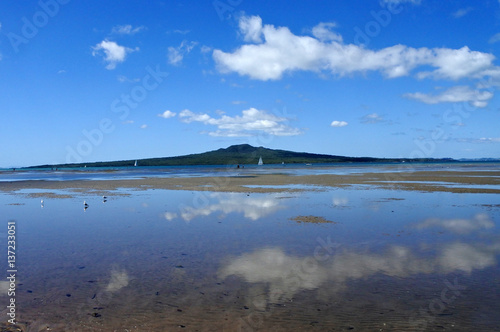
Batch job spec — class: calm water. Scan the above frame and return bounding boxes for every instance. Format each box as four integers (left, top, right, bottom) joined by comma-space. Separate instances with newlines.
2, 161, 500, 182
0, 168, 499, 330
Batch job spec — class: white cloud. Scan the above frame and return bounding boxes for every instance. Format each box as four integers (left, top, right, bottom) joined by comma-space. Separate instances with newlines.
361, 113, 384, 124
158, 110, 177, 119
312, 22, 342, 42
92, 40, 138, 70
239, 15, 263, 43
105, 268, 129, 292
213, 16, 497, 82
415, 213, 494, 234
404, 86, 494, 108
330, 120, 348, 127
167, 40, 197, 66
111, 24, 145, 35
140, 124, 147, 129
179, 107, 302, 137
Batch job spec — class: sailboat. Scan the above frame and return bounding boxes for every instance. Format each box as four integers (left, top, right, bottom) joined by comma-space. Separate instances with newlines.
134, 160, 138, 167
258, 156, 263, 166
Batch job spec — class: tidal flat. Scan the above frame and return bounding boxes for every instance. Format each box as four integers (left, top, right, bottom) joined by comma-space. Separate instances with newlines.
0, 164, 499, 331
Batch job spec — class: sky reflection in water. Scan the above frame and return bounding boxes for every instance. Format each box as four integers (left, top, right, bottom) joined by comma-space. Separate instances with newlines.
0, 184, 499, 330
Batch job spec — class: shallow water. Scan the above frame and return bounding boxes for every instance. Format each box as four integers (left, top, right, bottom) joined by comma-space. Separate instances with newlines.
0, 180, 499, 331
1, 161, 499, 182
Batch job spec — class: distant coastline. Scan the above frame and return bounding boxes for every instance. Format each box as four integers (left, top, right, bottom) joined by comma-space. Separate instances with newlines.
21, 144, 467, 170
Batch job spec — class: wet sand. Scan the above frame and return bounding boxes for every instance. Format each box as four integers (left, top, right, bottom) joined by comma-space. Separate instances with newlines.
1, 169, 499, 195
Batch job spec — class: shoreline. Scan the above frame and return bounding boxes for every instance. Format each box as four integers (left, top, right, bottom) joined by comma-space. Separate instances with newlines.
1, 170, 499, 196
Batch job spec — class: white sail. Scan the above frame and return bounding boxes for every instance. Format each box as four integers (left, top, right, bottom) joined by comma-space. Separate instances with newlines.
134, 160, 138, 167
258, 156, 263, 165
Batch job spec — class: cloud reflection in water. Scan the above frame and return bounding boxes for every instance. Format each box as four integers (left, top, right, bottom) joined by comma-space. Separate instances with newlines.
415, 213, 494, 234
166, 193, 285, 222
219, 240, 500, 304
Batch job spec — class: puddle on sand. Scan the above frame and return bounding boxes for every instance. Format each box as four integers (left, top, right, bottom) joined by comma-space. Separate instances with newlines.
0, 187, 499, 331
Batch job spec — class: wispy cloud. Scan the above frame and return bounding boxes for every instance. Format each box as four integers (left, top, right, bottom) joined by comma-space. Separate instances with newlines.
111, 24, 145, 35
158, 110, 177, 119
455, 137, 500, 144
489, 33, 500, 44
404, 86, 493, 108
167, 40, 197, 66
311, 22, 343, 42
178, 107, 302, 137
117, 75, 140, 83
330, 120, 348, 127
213, 15, 496, 81
92, 40, 138, 70
452, 7, 473, 18
360, 113, 384, 124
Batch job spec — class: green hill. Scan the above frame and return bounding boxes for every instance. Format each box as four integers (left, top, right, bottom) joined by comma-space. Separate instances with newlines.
27, 144, 454, 168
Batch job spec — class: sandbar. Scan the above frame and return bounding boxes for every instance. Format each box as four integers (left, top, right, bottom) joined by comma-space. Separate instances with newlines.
1, 169, 499, 196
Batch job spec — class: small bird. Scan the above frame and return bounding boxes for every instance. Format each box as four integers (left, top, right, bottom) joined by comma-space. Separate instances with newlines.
41, 199, 44, 208
84, 200, 89, 211
102, 196, 107, 203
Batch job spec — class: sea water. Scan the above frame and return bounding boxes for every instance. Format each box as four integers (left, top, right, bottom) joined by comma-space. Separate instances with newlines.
0, 165, 499, 330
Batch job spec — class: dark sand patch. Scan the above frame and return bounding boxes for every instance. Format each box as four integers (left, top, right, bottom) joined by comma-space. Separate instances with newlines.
290, 215, 338, 224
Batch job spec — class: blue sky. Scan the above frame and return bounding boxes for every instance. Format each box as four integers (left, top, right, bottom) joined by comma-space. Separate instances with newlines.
1, 0, 500, 167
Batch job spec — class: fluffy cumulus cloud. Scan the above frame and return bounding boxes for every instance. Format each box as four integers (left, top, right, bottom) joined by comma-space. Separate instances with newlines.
178, 107, 302, 137
167, 40, 197, 66
330, 120, 348, 127
158, 110, 177, 119
92, 40, 138, 70
213, 16, 497, 82
404, 86, 494, 108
